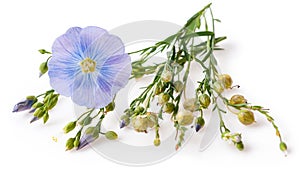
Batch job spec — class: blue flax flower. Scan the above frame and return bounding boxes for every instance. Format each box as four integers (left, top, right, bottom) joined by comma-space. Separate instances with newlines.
48, 26, 131, 108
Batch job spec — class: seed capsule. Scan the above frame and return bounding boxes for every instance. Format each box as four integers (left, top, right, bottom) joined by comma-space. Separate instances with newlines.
173, 80, 184, 93
153, 138, 161, 146
238, 109, 255, 125
161, 70, 173, 82
158, 93, 170, 105
163, 103, 175, 114
229, 95, 247, 105
199, 94, 211, 109
219, 74, 233, 89
183, 98, 197, 112
176, 110, 194, 126
236, 141, 244, 151
213, 81, 224, 94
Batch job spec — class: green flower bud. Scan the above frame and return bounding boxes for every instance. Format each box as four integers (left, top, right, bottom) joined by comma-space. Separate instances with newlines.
32, 102, 43, 109
218, 74, 233, 89
47, 95, 59, 110
26, 96, 37, 101
236, 141, 244, 151
65, 138, 75, 151
63, 121, 77, 134
163, 103, 175, 114
73, 137, 80, 148
199, 94, 211, 109
134, 106, 145, 114
176, 110, 194, 126
38, 49, 51, 54
83, 116, 93, 126
33, 108, 45, 118
173, 80, 184, 93
238, 109, 255, 125
183, 98, 197, 112
213, 81, 224, 94
158, 93, 170, 105
105, 102, 115, 112
43, 112, 49, 124
161, 70, 172, 83
229, 95, 247, 105
39, 62, 48, 75
279, 142, 287, 152
153, 138, 161, 146
105, 131, 118, 140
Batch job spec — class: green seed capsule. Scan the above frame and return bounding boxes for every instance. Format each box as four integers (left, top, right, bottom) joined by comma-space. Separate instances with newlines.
153, 138, 161, 146
158, 93, 170, 105
163, 103, 175, 114
238, 109, 255, 125
236, 141, 244, 151
279, 142, 287, 152
229, 95, 247, 105
199, 94, 211, 109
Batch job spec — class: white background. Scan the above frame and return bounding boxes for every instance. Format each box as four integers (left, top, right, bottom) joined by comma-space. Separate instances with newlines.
1, 0, 299, 183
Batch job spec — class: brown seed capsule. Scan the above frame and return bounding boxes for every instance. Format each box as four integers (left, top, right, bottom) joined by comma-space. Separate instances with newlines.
199, 94, 211, 109
219, 74, 233, 89
229, 95, 247, 105
238, 109, 255, 125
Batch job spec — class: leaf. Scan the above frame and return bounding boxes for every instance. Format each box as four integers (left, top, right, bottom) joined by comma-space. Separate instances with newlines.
182, 31, 214, 40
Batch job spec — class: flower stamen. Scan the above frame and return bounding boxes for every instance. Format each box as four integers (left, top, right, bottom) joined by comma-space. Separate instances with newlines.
80, 58, 96, 73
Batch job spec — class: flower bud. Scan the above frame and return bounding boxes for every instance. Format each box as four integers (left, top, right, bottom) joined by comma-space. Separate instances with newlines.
236, 141, 244, 151
32, 102, 43, 109
218, 74, 233, 89
154, 138, 161, 146
105, 131, 118, 140
279, 142, 287, 152
134, 106, 145, 114
39, 62, 48, 76
73, 137, 80, 148
229, 95, 247, 105
195, 117, 205, 132
213, 81, 224, 94
161, 70, 172, 83
163, 103, 175, 114
33, 108, 45, 118
158, 93, 170, 105
120, 115, 130, 128
183, 98, 197, 112
199, 94, 211, 109
173, 80, 184, 93
83, 116, 93, 126
38, 49, 51, 54
238, 109, 255, 125
176, 110, 194, 126
105, 102, 115, 112
63, 121, 77, 134
65, 138, 75, 151
43, 112, 49, 124
47, 95, 58, 110
26, 96, 37, 101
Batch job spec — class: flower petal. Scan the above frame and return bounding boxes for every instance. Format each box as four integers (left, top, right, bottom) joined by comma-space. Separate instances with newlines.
79, 26, 108, 53
99, 54, 131, 94
70, 73, 113, 108
84, 34, 125, 65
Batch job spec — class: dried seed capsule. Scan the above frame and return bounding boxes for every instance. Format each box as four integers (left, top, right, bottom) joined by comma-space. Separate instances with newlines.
173, 80, 184, 93
183, 98, 197, 112
219, 74, 233, 89
199, 94, 211, 109
229, 95, 247, 105
161, 70, 173, 82
176, 110, 194, 126
238, 109, 255, 125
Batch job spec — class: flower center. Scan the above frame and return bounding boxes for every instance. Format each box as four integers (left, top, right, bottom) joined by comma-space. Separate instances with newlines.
80, 58, 96, 73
